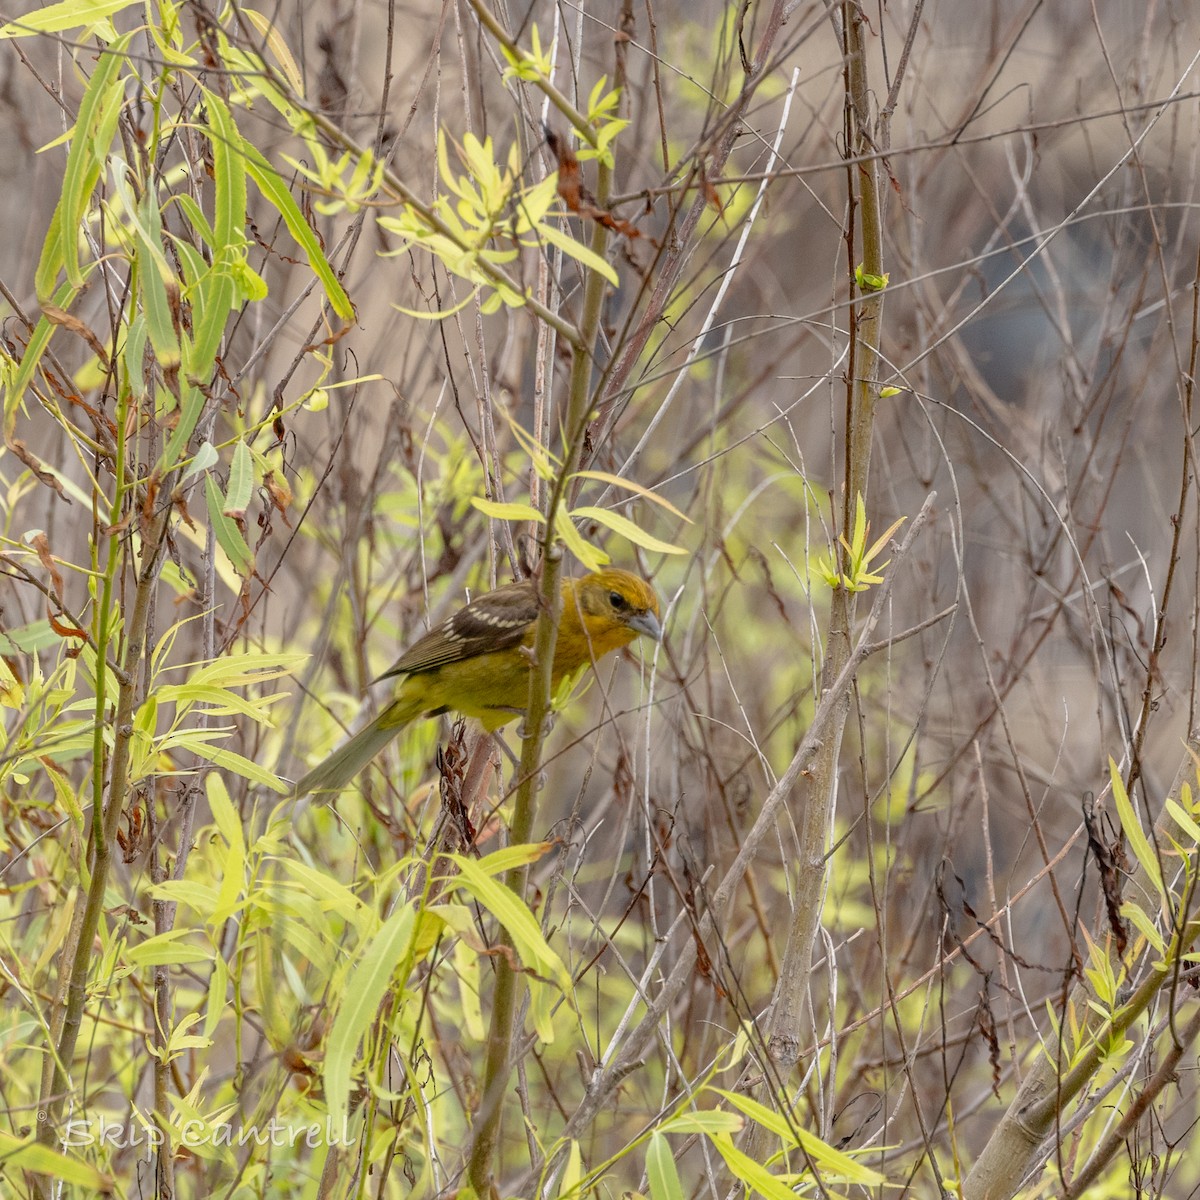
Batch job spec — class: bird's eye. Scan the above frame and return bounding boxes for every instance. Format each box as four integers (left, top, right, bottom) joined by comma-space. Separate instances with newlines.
609, 590, 627, 610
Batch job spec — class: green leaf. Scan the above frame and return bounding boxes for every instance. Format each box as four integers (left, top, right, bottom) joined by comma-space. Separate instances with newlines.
281, 860, 372, 929
1165, 795, 1200, 844
708, 1135, 796, 1200
473, 843, 554, 876
1120, 900, 1165, 954
204, 473, 254, 577
146, 880, 219, 915
202, 94, 246, 252
324, 904, 416, 1125
470, 497, 545, 523
135, 193, 183, 368
181, 441, 219, 482
570, 506, 685, 555
570, 470, 691, 521
450, 853, 569, 992
557, 1139, 583, 1200
154, 683, 283, 719
35, 34, 131, 294
181, 651, 306, 687
224, 439, 254, 517
0, 1131, 110, 1189
125, 929, 213, 966
659, 1111, 744, 1135
206, 771, 246, 855
646, 1133, 685, 1200
159, 383, 206, 473
854, 263, 889, 291
3, 288, 71, 439
181, 743, 288, 792
535, 219, 618, 285
1109, 758, 1164, 899
240, 8, 305, 95
239, 136, 354, 320
711, 1089, 886, 1184
32, 205, 67, 308
553, 509, 608, 571
0, 0, 136, 36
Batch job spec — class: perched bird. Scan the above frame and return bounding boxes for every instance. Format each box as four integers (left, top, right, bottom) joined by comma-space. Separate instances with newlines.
293, 567, 661, 799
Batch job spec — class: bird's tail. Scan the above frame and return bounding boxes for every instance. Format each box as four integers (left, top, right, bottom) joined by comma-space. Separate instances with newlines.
291, 704, 411, 801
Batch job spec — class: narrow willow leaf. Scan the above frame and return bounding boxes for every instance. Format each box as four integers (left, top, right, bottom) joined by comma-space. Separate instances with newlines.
470, 497, 545, 523
224, 439, 253, 517
659, 1111, 743, 1135
0, 1131, 110, 1189
708, 1135, 799, 1200
185, 744, 288, 792
33, 198, 67, 303
557, 1140, 583, 1200
570, 506, 685, 555
203, 952, 228, 1039
181, 441, 219, 482
712, 1088, 886, 1184
1109, 758, 1164, 899
554, 509, 608, 571
240, 8, 305, 94
239, 135, 353, 319
324, 904, 415, 1125
146, 880, 219, 914
1120, 900, 1165, 954
0, 0, 135, 36
453, 940, 484, 1040
206, 772, 246, 855
1165, 797, 1200, 844
536, 219, 618, 285
137, 242, 182, 369
204, 474, 254, 576
202, 93, 246, 252
180, 651, 306, 687
571, 470, 691, 521
392, 290, 479, 320
36, 33, 131, 293
125, 929, 212, 966
281, 860, 373, 929
450, 853, 569, 991
473, 843, 554, 876
2, 284, 73, 438
154, 683, 282, 719
646, 1133, 686, 1200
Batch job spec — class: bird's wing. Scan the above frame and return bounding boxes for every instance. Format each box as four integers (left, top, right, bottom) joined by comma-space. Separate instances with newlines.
377, 580, 542, 678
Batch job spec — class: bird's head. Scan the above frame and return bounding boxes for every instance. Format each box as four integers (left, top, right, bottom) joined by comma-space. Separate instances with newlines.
571, 568, 662, 646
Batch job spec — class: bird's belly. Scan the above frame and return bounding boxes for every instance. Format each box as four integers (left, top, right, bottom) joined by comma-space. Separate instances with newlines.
405, 651, 532, 730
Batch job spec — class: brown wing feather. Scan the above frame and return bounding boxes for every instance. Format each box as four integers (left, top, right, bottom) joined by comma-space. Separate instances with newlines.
376, 580, 541, 679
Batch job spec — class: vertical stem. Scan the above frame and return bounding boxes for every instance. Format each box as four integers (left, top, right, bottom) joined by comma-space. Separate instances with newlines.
466, 157, 612, 1194
743, 0, 888, 1157
38, 503, 170, 1152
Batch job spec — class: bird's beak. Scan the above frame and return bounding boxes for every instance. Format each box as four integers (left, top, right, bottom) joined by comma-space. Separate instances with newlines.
628, 611, 662, 642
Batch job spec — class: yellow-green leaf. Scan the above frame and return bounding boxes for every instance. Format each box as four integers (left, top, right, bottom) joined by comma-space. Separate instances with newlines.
570, 506, 685, 555
324, 904, 416, 1125
470, 497, 545, 523
0, 1131, 110, 1189
0, 0, 135, 37
712, 1089, 886, 1184
571, 470, 691, 521
646, 1132, 685, 1200
450, 853, 569, 991
1109, 758, 1163, 899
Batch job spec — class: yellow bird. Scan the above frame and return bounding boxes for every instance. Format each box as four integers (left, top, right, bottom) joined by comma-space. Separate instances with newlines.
293, 568, 661, 799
